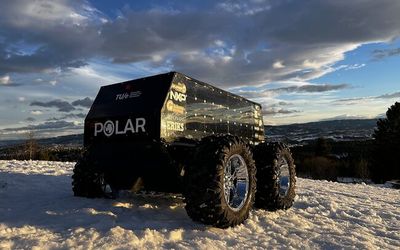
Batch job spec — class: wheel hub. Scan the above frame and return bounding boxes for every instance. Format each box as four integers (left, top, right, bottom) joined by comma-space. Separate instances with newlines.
277, 156, 290, 196
223, 154, 249, 211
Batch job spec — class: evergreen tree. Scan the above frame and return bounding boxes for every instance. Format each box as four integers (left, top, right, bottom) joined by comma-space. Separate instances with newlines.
315, 137, 331, 156
371, 102, 400, 182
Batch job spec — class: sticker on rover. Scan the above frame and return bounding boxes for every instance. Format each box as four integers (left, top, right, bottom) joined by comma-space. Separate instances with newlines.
165, 120, 184, 131
169, 90, 187, 102
171, 82, 187, 93
166, 100, 185, 114
94, 118, 146, 137
115, 91, 142, 101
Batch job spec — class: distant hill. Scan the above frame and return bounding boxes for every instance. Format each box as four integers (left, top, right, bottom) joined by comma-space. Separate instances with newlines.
0, 119, 378, 148
265, 119, 377, 143
0, 134, 83, 148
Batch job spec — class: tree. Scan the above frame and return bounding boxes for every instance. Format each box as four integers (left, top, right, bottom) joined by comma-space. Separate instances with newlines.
25, 131, 38, 160
354, 158, 370, 180
371, 102, 400, 182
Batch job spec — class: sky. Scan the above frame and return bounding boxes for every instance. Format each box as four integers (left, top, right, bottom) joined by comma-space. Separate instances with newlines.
0, 0, 400, 140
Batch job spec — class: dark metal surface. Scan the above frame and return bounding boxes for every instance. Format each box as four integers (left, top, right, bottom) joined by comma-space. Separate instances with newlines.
84, 72, 174, 146
83, 72, 264, 192
161, 73, 265, 144
85, 71, 264, 147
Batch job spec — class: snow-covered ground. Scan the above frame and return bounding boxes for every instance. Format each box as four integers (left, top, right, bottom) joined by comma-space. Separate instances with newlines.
0, 160, 399, 249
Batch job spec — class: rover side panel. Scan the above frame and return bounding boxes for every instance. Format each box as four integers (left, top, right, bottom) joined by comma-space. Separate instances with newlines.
160, 73, 265, 144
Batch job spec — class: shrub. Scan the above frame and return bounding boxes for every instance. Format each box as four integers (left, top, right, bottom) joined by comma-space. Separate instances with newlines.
302, 156, 339, 181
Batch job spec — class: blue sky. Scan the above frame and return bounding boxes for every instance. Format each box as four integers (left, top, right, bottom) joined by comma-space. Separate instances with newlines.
0, 0, 400, 139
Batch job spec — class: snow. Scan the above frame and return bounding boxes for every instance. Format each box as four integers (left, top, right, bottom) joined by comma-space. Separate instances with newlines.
1, 160, 399, 249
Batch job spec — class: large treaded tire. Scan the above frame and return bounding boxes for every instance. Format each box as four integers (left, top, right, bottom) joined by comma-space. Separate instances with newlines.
253, 142, 296, 211
72, 149, 106, 198
183, 135, 256, 228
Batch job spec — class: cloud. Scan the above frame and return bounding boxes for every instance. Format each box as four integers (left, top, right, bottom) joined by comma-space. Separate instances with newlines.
319, 114, 374, 121
0, 75, 21, 87
217, 1, 272, 16
29, 97, 93, 115
0, 120, 83, 140
25, 117, 36, 122
344, 64, 366, 70
66, 113, 86, 119
262, 108, 300, 116
293, 84, 349, 93
96, 0, 400, 86
71, 97, 93, 108
30, 99, 75, 112
30, 110, 43, 115
0, 75, 10, 84
272, 61, 285, 69
0, 121, 82, 136
377, 92, 400, 99
47, 113, 86, 121
0, 0, 104, 75
276, 101, 291, 106
372, 48, 400, 60
335, 91, 400, 105
1, 0, 400, 87
238, 83, 350, 99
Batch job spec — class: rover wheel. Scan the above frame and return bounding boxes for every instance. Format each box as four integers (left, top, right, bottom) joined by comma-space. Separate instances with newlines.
253, 142, 296, 210
183, 135, 256, 228
72, 150, 108, 198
